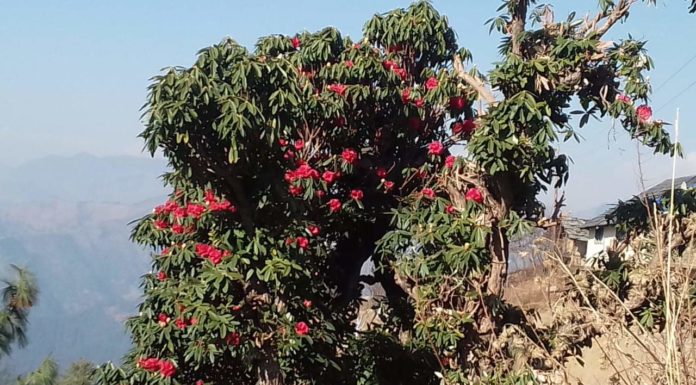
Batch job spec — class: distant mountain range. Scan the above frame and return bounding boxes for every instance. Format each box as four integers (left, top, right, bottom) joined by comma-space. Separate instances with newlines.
0, 154, 167, 374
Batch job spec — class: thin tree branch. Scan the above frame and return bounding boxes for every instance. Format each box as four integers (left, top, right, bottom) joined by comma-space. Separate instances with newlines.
581, 0, 637, 38
453, 55, 497, 106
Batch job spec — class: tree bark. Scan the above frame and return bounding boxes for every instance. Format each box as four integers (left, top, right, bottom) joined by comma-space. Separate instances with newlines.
257, 345, 284, 385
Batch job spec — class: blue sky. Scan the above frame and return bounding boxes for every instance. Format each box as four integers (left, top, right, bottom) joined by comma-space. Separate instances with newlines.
1, 0, 695, 215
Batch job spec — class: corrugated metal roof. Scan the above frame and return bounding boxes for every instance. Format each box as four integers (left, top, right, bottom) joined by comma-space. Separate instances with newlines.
577, 175, 696, 228
561, 216, 590, 240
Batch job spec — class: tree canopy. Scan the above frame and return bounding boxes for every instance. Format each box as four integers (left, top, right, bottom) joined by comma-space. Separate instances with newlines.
97, 1, 677, 384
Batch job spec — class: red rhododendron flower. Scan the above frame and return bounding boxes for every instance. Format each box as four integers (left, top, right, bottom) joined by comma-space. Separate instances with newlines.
291, 37, 301, 49
315, 190, 326, 199
375, 167, 388, 178
428, 141, 444, 156
289, 185, 303, 197
415, 98, 425, 108
157, 271, 167, 281
350, 189, 364, 201
465, 187, 484, 204
159, 360, 176, 378
393, 68, 408, 80
446, 205, 457, 214
138, 358, 161, 372
637, 105, 653, 122
295, 321, 310, 336
345, 60, 354, 68
616, 94, 632, 104
171, 224, 185, 234
285, 237, 295, 246
303, 299, 312, 308
308, 225, 320, 236
196, 381, 205, 385
296, 236, 309, 250
173, 206, 188, 220
154, 219, 169, 230
383, 60, 398, 71
322, 170, 339, 184
284, 150, 295, 160
186, 203, 206, 219
158, 313, 170, 327
445, 155, 456, 168
425, 76, 439, 91
294, 164, 319, 180
328, 84, 348, 96
278, 138, 288, 147
189, 317, 198, 326
449, 96, 467, 112
421, 188, 436, 199
334, 116, 346, 127
384, 180, 395, 191
294, 140, 305, 151
341, 148, 359, 165
328, 199, 342, 213
210, 199, 233, 212
401, 88, 411, 103
453, 119, 477, 135
175, 318, 187, 330
161, 247, 171, 256
226, 332, 241, 346
231, 305, 242, 311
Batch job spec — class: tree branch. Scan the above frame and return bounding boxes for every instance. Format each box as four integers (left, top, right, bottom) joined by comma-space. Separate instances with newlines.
453, 55, 497, 106
509, 0, 529, 56
580, 0, 637, 38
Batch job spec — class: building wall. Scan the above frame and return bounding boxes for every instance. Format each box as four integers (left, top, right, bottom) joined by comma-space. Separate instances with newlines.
585, 225, 616, 258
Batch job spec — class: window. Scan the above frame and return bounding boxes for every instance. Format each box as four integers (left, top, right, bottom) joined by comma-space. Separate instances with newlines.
594, 226, 604, 241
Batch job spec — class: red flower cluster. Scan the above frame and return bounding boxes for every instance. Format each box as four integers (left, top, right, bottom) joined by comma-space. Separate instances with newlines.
376, 167, 388, 178
636, 105, 653, 123
452, 119, 477, 136
153, 200, 179, 215
185, 203, 206, 219
138, 357, 176, 377
465, 188, 483, 204
425, 76, 439, 91
295, 321, 310, 335
158, 313, 171, 327
328, 199, 342, 213
428, 141, 444, 156
328, 84, 348, 96
382, 60, 408, 80
157, 271, 167, 281
401, 88, 411, 104
307, 225, 320, 236
296, 236, 309, 250
226, 331, 241, 346
383, 180, 395, 192
285, 164, 320, 183
345, 60, 354, 68
616, 94, 632, 104
291, 37, 301, 49
303, 299, 313, 308
154, 219, 169, 230
446, 205, 457, 214
449, 96, 467, 113
322, 170, 339, 184
421, 188, 436, 199
195, 243, 230, 265
445, 155, 456, 168
341, 148, 359, 165
350, 189, 364, 201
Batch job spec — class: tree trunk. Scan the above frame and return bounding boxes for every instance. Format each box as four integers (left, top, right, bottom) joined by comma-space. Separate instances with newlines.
257, 345, 284, 385
487, 224, 509, 299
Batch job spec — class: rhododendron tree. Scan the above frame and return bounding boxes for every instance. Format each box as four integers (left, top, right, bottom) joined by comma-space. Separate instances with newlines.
98, 1, 678, 384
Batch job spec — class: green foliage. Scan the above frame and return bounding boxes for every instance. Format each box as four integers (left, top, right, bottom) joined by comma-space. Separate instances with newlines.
57, 360, 95, 385
17, 358, 58, 385
0, 265, 38, 359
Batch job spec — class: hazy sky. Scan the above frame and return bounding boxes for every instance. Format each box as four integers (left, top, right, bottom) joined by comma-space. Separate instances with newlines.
1, 1, 695, 215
